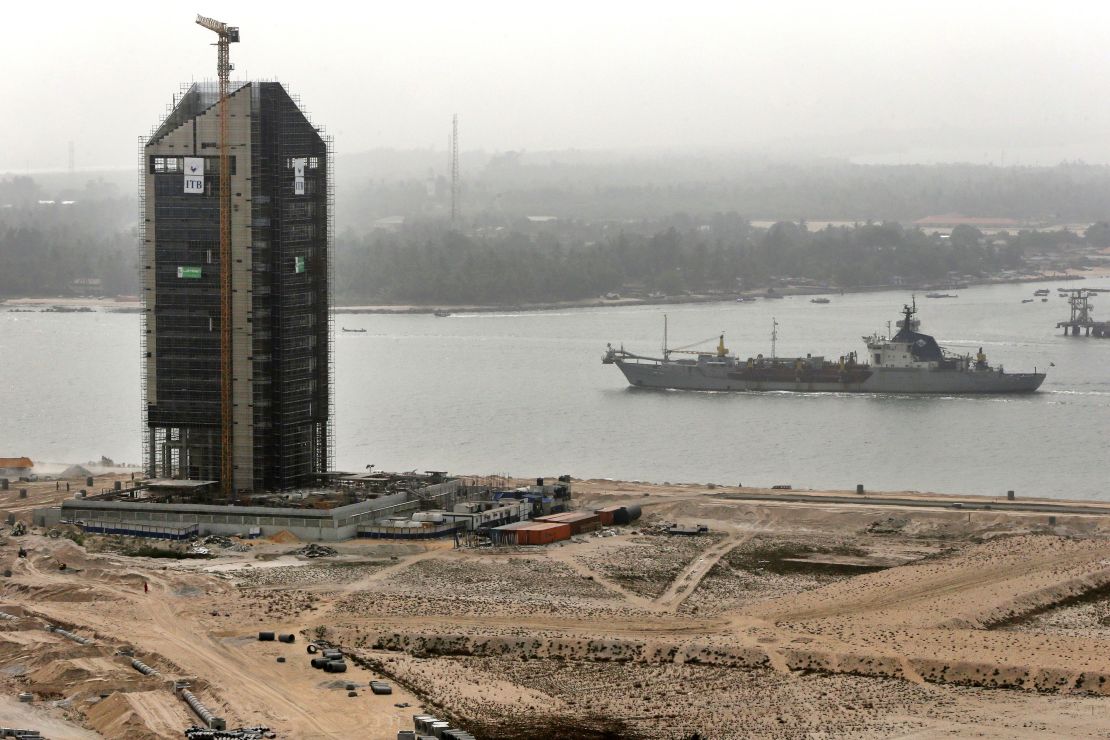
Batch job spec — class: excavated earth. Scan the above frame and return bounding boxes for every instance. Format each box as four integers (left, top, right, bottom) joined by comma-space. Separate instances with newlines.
2, 475, 1110, 738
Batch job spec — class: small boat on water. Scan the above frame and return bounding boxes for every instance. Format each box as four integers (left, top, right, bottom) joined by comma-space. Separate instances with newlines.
1022, 299, 1034, 303
810, 298, 831, 304
341, 327, 366, 333
925, 292, 957, 298
1034, 289, 1050, 296
433, 310, 451, 318
735, 296, 757, 303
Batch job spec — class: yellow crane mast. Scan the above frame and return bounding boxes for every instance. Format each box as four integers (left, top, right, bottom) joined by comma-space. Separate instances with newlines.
195, 15, 239, 498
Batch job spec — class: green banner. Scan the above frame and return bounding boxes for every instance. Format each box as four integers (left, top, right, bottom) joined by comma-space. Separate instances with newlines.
295, 256, 306, 274
177, 266, 202, 279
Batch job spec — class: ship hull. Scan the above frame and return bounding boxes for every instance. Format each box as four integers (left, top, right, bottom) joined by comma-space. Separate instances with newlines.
614, 360, 1045, 394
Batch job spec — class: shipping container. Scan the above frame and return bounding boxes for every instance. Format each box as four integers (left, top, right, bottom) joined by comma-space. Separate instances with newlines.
594, 504, 642, 525
534, 511, 601, 534
516, 522, 572, 546
595, 506, 619, 526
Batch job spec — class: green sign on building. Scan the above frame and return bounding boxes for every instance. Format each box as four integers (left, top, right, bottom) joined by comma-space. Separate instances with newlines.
295, 256, 306, 274
177, 266, 202, 279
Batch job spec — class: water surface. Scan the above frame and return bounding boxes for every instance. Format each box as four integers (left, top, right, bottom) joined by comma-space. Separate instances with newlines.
1, 279, 1107, 499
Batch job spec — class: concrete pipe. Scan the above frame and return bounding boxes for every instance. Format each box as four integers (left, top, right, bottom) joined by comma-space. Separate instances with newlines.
180, 687, 226, 731
130, 658, 160, 677
278, 633, 295, 643
258, 631, 275, 641
48, 625, 94, 645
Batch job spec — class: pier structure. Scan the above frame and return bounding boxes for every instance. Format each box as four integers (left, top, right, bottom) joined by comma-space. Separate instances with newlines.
1056, 289, 1108, 337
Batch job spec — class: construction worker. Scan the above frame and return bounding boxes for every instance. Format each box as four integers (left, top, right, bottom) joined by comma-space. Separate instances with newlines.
144, 581, 149, 594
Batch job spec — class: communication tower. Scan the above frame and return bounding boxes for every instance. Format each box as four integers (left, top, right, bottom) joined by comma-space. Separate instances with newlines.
450, 114, 459, 223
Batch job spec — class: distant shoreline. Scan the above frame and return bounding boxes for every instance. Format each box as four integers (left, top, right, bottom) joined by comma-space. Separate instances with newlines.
3, 269, 1106, 315
331, 271, 1097, 315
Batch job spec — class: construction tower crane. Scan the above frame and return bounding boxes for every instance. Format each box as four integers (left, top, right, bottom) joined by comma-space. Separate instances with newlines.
195, 15, 239, 498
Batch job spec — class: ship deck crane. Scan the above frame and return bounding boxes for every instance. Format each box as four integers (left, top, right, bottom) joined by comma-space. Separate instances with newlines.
195, 15, 239, 498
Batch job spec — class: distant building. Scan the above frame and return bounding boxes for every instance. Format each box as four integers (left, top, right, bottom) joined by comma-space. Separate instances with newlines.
70, 277, 103, 295
372, 216, 405, 231
141, 81, 333, 492
913, 214, 1022, 229
0, 457, 33, 476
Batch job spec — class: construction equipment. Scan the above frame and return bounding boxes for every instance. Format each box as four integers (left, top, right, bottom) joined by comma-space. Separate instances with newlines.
195, 16, 240, 498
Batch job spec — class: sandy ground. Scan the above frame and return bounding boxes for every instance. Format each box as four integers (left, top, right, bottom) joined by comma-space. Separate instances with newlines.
3, 474, 1110, 738
2, 471, 138, 524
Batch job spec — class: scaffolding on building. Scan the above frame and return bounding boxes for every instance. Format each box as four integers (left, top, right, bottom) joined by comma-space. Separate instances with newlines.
141, 81, 332, 494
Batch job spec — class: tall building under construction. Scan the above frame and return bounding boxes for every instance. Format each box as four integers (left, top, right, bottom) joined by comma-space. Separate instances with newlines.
140, 81, 333, 493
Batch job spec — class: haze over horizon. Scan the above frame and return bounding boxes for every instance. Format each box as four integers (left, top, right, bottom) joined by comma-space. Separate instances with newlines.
3, 0, 1110, 172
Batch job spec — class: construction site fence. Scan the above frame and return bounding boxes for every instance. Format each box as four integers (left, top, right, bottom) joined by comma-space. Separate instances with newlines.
356, 522, 463, 539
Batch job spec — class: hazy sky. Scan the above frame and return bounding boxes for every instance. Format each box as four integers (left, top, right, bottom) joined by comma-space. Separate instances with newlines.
3, 0, 1110, 171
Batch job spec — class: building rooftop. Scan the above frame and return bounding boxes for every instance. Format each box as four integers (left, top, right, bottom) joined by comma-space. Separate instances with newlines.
508, 522, 570, 532
535, 511, 599, 523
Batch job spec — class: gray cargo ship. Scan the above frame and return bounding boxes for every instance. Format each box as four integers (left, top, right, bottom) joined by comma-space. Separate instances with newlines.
603, 302, 1045, 394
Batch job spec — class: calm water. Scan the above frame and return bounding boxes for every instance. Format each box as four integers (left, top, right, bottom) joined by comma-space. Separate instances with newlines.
1, 279, 1108, 499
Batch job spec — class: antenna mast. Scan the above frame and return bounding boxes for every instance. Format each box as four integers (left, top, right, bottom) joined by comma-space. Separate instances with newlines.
450, 114, 459, 223
195, 14, 239, 498
771, 317, 778, 360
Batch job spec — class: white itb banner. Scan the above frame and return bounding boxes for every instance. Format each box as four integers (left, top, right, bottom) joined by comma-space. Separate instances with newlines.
184, 157, 205, 194
293, 157, 306, 195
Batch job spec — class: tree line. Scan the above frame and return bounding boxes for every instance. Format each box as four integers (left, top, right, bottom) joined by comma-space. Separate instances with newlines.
3, 169, 1106, 304
0, 177, 137, 297
339, 157, 1110, 227
334, 218, 1071, 306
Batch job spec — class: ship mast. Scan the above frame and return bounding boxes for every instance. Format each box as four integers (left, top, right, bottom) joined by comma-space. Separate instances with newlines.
901, 297, 917, 334
663, 314, 670, 360
771, 317, 778, 360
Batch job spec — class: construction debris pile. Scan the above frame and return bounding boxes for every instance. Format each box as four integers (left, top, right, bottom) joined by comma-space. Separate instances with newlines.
294, 544, 337, 558
201, 535, 251, 552
409, 713, 475, 739
183, 725, 274, 739
0, 728, 43, 739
